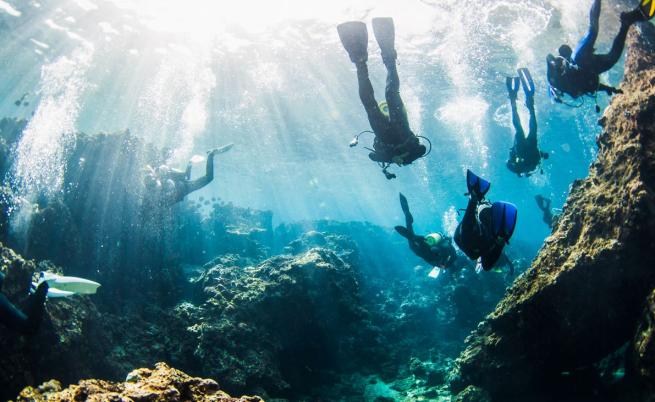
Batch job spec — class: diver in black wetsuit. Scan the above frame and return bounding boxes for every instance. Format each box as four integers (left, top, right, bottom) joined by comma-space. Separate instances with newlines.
535, 195, 560, 229
0, 272, 48, 335
454, 170, 518, 271
338, 18, 427, 179
546, 0, 653, 103
394, 193, 457, 268
506, 68, 548, 177
144, 144, 232, 206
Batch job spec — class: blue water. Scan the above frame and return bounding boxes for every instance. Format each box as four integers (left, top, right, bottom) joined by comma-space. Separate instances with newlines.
0, 0, 638, 258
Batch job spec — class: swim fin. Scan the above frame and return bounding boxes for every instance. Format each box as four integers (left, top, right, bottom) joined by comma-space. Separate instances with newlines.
395, 225, 411, 239
399, 192, 412, 222
40, 272, 101, 295
518, 68, 535, 97
372, 17, 397, 63
337, 21, 368, 63
640, 0, 655, 20
466, 169, 491, 200
492, 201, 518, 243
506, 77, 520, 100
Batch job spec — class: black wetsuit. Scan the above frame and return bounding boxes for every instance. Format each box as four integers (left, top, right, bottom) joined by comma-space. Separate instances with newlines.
395, 194, 456, 268
548, 0, 643, 98
154, 152, 216, 205
355, 59, 425, 164
536, 195, 557, 229
454, 198, 504, 271
506, 97, 545, 177
0, 272, 48, 335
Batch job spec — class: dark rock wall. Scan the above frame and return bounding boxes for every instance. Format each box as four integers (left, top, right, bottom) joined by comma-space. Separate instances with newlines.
450, 22, 655, 401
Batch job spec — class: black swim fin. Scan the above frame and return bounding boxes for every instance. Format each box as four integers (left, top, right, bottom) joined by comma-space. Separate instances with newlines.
395, 225, 411, 239
518, 68, 535, 97
372, 17, 397, 63
399, 192, 413, 225
640, 0, 655, 20
506, 77, 520, 100
337, 21, 368, 63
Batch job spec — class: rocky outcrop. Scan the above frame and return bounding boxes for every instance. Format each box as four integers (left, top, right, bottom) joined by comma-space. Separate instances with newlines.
0, 243, 109, 401
13, 362, 263, 402
450, 23, 655, 400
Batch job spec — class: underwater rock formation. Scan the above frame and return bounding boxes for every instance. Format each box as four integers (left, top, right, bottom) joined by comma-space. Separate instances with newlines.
175, 247, 368, 396
0, 243, 108, 400
450, 23, 655, 400
13, 362, 263, 402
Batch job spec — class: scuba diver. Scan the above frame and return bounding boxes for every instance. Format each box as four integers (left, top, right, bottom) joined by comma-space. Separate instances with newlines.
395, 193, 457, 269
547, 0, 654, 106
506, 68, 549, 177
338, 18, 428, 180
0, 271, 48, 335
535, 194, 560, 229
454, 170, 518, 271
145, 144, 233, 206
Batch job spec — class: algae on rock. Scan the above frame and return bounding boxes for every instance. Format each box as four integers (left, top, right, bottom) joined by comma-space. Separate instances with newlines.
450, 22, 655, 401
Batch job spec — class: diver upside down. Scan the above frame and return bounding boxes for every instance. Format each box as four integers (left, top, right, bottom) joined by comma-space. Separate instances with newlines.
338, 18, 428, 179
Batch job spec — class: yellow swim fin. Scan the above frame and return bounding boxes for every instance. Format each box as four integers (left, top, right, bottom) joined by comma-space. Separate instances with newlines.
641, 0, 655, 19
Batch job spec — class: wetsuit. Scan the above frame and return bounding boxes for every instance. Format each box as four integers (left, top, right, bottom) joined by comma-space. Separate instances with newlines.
151, 151, 217, 206
395, 194, 456, 268
454, 198, 503, 271
535, 195, 559, 229
0, 272, 48, 335
355, 58, 425, 164
506, 96, 545, 176
548, 0, 644, 98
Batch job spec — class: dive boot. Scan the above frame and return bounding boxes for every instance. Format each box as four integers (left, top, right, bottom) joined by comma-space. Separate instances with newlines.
337, 21, 368, 63
372, 17, 397, 63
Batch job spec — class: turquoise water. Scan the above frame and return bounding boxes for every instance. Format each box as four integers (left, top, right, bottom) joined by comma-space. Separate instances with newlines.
0, 0, 628, 258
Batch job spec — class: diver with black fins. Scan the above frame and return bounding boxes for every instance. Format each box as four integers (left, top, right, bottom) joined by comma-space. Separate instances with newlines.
395, 193, 457, 270
546, 0, 654, 108
535, 194, 560, 229
338, 18, 428, 180
454, 170, 518, 271
0, 271, 49, 335
506, 68, 548, 177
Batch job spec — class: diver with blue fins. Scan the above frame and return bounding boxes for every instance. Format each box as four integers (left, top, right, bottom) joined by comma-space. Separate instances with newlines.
395, 193, 457, 270
454, 170, 518, 271
506, 68, 549, 177
338, 18, 428, 180
547, 0, 654, 107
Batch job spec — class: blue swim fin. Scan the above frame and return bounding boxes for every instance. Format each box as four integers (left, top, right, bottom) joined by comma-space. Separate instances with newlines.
466, 169, 491, 200
492, 201, 518, 243
517, 68, 535, 97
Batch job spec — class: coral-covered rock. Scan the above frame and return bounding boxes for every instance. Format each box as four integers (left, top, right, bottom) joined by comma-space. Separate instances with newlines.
13, 362, 263, 402
176, 247, 367, 396
0, 243, 107, 401
450, 23, 655, 399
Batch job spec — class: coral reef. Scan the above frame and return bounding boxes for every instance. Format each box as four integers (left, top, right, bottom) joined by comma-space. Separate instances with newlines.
13, 362, 263, 402
449, 23, 655, 401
